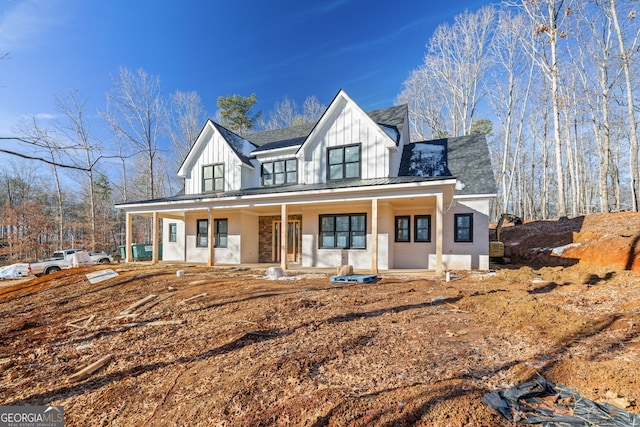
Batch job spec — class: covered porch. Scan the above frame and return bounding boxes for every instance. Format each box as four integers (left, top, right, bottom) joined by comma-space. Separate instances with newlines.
119, 180, 456, 276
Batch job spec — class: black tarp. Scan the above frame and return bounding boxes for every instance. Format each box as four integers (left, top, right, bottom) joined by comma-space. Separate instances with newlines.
483, 378, 640, 426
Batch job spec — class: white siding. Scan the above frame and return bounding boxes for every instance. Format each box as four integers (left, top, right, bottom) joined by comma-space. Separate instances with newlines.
391, 207, 435, 269
184, 132, 246, 195
183, 211, 242, 264
435, 198, 491, 270
301, 102, 392, 185
162, 219, 185, 262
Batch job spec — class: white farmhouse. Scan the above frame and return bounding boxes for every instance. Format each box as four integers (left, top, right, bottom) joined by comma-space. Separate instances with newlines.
116, 90, 497, 274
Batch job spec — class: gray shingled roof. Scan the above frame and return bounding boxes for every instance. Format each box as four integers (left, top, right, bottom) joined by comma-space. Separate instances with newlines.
247, 104, 407, 153
399, 134, 497, 196
212, 122, 257, 166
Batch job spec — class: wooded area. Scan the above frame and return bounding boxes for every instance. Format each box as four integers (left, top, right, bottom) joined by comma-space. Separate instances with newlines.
398, 0, 639, 220
1, 0, 638, 262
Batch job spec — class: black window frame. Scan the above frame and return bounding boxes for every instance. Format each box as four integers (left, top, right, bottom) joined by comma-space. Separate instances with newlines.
414, 215, 432, 242
202, 163, 224, 192
196, 219, 208, 247
196, 218, 228, 248
168, 223, 177, 242
261, 158, 298, 186
454, 213, 473, 242
319, 213, 366, 249
327, 143, 361, 181
214, 218, 228, 248
394, 216, 411, 242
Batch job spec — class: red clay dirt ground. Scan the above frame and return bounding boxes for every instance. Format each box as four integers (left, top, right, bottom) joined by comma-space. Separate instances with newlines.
0, 212, 639, 426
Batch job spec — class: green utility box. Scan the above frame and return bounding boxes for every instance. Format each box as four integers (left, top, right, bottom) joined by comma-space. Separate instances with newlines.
119, 244, 162, 261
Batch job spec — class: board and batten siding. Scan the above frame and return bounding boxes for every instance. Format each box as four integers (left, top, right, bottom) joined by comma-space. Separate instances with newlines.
302, 103, 391, 185
184, 132, 245, 195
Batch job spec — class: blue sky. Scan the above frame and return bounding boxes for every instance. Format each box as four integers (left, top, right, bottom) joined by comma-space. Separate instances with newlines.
0, 0, 492, 137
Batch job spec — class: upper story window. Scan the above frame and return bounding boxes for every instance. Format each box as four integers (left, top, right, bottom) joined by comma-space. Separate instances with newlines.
454, 213, 473, 242
203, 163, 224, 192
327, 144, 361, 180
262, 159, 297, 186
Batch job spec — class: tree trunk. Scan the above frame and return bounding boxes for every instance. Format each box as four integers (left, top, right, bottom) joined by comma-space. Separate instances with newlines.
610, 0, 639, 211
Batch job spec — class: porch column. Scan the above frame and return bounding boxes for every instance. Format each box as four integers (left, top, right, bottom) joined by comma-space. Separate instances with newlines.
435, 193, 444, 275
125, 212, 132, 263
280, 203, 288, 270
371, 198, 378, 274
207, 208, 214, 267
151, 212, 159, 265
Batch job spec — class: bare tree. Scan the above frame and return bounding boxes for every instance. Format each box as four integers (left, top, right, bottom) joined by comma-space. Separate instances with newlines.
398, 6, 496, 139
169, 90, 206, 169
571, 0, 617, 213
301, 96, 326, 124
515, 0, 575, 218
397, 66, 449, 140
425, 5, 497, 136
258, 95, 326, 130
13, 117, 67, 245
102, 66, 166, 200
608, 0, 639, 211
54, 88, 103, 250
489, 10, 535, 215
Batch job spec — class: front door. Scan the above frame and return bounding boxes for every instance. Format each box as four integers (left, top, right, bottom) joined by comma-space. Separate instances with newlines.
273, 220, 300, 263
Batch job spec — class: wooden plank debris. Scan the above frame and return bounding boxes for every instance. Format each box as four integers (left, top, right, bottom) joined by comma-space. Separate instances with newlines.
138, 294, 173, 313
66, 314, 96, 329
67, 354, 112, 383
121, 320, 186, 328
177, 293, 207, 306
113, 313, 138, 320
235, 319, 258, 325
120, 294, 157, 315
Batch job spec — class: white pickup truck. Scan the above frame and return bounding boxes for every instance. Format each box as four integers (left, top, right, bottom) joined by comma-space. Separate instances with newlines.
29, 249, 114, 276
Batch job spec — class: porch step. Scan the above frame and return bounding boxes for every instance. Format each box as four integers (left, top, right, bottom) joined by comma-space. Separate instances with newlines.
330, 274, 380, 284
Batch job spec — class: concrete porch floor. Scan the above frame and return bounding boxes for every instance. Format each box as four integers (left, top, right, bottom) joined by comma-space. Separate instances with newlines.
125, 261, 440, 278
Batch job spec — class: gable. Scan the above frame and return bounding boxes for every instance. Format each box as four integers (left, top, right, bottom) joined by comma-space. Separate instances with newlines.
247, 91, 406, 156
178, 120, 257, 178
297, 90, 398, 157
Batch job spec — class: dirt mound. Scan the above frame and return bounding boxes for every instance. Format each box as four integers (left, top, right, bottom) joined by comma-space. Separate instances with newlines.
501, 212, 640, 272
